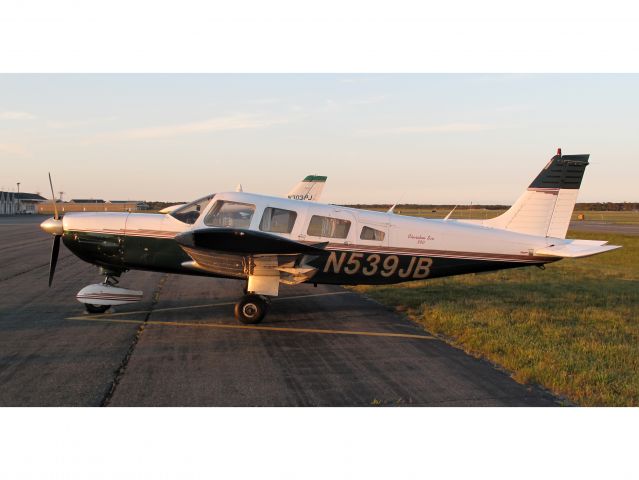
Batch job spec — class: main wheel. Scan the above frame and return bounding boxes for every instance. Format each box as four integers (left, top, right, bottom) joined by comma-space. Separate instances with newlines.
85, 303, 110, 314
234, 294, 268, 324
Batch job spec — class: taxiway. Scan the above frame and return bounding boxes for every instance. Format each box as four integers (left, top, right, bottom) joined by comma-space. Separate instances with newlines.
0, 216, 560, 406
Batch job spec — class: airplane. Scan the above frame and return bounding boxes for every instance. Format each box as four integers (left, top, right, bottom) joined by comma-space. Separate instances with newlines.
157, 174, 328, 214
40, 149, 620, 324
286, 174, 327, 201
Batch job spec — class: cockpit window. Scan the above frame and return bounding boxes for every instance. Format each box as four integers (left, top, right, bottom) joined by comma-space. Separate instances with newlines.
170, 195, 215, 224
204, 200, 256, 228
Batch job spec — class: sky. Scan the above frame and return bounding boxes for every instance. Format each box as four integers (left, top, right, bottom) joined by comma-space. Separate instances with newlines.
1, 74, 637, 204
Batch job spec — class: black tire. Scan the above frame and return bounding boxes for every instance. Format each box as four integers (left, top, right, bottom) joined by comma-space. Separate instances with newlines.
85, 303, 110, 314
234, 294, 268, 324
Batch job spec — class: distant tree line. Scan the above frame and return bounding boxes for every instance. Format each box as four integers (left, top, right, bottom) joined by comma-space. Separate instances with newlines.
574, 202, 639, 211
145, 201, 638, 212
344, 204, 510, 210
344, 202, 639, 211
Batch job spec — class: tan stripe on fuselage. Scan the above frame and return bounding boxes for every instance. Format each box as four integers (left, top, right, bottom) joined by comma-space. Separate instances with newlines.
67, 229, 550, 264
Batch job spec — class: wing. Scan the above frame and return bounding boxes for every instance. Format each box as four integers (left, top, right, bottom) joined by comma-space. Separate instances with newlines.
175, 228, 326, 287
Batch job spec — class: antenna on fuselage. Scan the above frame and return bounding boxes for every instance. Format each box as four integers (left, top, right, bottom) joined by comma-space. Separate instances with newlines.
236, 184, 243, 192
443, 205, 458, 221
387, 191, 407, 214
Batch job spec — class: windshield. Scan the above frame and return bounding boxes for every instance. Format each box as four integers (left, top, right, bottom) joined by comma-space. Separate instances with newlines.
170, 194, 215, 224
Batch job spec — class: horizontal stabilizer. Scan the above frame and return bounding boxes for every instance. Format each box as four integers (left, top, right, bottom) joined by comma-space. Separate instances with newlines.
176, 228, 327, 255
535, 240, 621, 258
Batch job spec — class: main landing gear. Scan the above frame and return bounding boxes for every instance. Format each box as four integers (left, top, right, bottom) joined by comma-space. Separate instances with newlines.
234, 294, 271, 324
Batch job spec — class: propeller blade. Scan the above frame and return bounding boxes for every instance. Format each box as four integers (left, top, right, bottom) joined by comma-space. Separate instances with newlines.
48, 172, 59, 220
48, 235, 61, 287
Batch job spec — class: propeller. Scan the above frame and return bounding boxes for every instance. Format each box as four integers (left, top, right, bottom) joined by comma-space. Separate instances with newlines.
40, 173, 64, 287
49, 173, 59, 220
49, 235, 61, 287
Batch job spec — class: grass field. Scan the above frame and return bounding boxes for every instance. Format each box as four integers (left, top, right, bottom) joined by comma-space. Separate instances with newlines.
571, 211, 639, 225
352, 231, 639, 406
372, 207, 639, 224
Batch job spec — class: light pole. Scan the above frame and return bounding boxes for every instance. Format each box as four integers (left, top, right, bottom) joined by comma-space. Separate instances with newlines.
16, 182, 21, 215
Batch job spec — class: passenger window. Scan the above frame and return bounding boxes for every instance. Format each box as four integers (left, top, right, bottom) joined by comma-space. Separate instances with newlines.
307, 215, 351, 239
260, 207, 297, 234
204, 200, 255, 228
360, 226, 385, 241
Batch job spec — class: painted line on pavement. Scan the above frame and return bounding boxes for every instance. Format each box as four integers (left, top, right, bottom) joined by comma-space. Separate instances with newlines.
65, 315, 436, 341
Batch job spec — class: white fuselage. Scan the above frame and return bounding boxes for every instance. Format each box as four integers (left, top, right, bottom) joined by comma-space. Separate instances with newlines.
62, 190, 563, 265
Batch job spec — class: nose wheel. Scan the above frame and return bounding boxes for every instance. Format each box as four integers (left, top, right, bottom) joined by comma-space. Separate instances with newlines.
85, 303, 110, 314
234, 294, 270, 324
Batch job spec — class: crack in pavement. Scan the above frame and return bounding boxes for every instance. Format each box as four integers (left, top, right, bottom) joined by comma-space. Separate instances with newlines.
99, 274, 168, 407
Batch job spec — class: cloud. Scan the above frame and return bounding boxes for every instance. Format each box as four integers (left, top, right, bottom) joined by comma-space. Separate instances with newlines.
319, 99, 340, 112
359, 122, 499, 135
0, 111, 36, 120
96, 113, 289, 141
0, 142, 30, 157
247, 98, 281, 105
349, 95, 387, 105
46, 116, 118, 129
495, 104, 532, 113
339, 77, 366, 84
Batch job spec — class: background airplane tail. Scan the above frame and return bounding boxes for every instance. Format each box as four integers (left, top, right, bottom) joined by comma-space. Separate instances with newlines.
483, 149, 589, 238
287, 175, 327, 202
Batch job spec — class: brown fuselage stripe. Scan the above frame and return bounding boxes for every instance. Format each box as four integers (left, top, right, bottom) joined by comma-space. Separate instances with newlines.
66, 229, 551, 263
76, 295, 142, 301
318, 242, 548, 262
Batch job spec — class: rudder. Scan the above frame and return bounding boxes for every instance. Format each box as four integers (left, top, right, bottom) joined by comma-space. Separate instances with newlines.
483, 149, 589, 238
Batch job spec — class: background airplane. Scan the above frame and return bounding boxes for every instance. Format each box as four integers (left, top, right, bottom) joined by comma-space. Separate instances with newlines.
158, 174, 328, 214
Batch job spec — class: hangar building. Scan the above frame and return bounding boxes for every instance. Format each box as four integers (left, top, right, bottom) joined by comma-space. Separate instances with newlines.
0, 191, 47, 215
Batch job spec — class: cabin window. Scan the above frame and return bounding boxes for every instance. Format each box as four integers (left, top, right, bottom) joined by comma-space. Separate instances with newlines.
170, 194, 215, 224
307, 215, 351, 239
360, 226, 385, 241
204, 200, 255, 228
259, 207, 297, 234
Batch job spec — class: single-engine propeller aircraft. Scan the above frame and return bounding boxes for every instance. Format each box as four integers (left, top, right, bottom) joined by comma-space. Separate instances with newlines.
41, 149, 620, 324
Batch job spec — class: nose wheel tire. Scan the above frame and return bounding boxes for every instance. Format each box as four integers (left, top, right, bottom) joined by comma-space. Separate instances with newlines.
234, 294, 269, 324
85, 303, 111, 314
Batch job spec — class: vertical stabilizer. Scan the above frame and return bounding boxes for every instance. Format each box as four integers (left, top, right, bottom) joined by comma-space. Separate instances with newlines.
483, 149, 589, 238
287, 175, 327, 202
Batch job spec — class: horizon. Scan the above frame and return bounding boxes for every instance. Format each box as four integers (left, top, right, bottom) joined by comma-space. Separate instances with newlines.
2, 74, 638, 204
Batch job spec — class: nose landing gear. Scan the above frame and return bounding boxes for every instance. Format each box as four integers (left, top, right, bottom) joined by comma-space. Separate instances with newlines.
77, 270, 143, 314
85, 303, 111, 314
